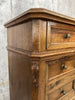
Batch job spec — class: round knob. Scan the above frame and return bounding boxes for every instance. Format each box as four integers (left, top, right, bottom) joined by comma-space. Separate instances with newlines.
60, 90, 66, 95
61, 64, 67, 69
64, 33, 71, 38
64, 34, 67, 38
67, 33, 71, 38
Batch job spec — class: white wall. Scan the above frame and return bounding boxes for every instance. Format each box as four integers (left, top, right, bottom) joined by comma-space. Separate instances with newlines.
0, 0, 75, 100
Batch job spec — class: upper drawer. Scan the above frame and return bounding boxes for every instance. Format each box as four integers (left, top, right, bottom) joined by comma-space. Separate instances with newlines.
48, 57, 75, 78
47, 21, 75, 50
46, 69, 75, 95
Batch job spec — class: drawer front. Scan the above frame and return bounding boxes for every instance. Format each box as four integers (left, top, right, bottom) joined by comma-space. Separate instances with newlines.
47, 21, 75, 50
48, 57, 75, 78
58, 90, 75, 100
47, 82, 73, 100
46, 69, 75, 94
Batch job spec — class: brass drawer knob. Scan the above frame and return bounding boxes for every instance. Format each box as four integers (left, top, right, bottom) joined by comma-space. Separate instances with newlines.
60, 90, 66, 95
64, 33, 71, 38
61, 64, 67, 69
64, 34, 67, 38
67, 33, 71, 38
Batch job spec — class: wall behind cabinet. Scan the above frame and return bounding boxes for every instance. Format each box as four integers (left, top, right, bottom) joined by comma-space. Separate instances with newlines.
0, 0, 75, 99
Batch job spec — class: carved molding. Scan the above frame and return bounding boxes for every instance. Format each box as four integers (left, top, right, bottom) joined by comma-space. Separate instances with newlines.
31, 62, 39, 88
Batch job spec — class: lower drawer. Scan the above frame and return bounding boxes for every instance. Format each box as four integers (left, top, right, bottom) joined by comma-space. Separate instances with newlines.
59, 89, 75, 100
47, 81, 74, 100
47, 69, 75, 94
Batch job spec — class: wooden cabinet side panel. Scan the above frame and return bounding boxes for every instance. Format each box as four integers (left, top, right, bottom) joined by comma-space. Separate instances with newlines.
7, 21, 33, 51
8, 51, 32, 100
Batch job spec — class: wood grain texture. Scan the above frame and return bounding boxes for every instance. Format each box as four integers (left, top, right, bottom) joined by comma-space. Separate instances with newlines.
47, 21, 75, 50
7, 21, 33, 51
8, 51, 32, 100
5, 8, 75, 100
47, 69, 75, 94
48, 57, 75, 78
48, 82, 72, 100
4, 8, 75, 28
38, 62, 46, 100
32, 19, 46, 51
7, 46, 75, 62
58, 90, 75, 100
7, 19, 46, 52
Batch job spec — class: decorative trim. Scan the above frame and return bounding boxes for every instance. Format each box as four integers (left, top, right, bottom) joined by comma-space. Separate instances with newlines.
5, 8, 75, 28
31, 62, 39, 88
7, 46, 75, 61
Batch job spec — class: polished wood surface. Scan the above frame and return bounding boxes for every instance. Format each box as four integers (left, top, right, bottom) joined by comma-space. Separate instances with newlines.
59, 90, 75, 100
7, 21, 33, 51
5, 8, 75, 100
47, 21, 75, 50
8, 51, 32, 100
48, 57, 75, 78
48, 82, 72, 100
47, 69, 75, 94
4, 8, 75, 28
7, 19, 46, 52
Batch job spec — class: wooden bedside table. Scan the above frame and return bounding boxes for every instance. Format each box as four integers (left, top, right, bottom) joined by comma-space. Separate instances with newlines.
5, 8, 75, 100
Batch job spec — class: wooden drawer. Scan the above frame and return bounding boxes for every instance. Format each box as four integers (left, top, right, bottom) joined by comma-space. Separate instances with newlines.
59, 90, 75, 100
48, 57, 75, 78
47, 21, 75, 50
46, 69, 75, 94
47, 82, 73, 100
